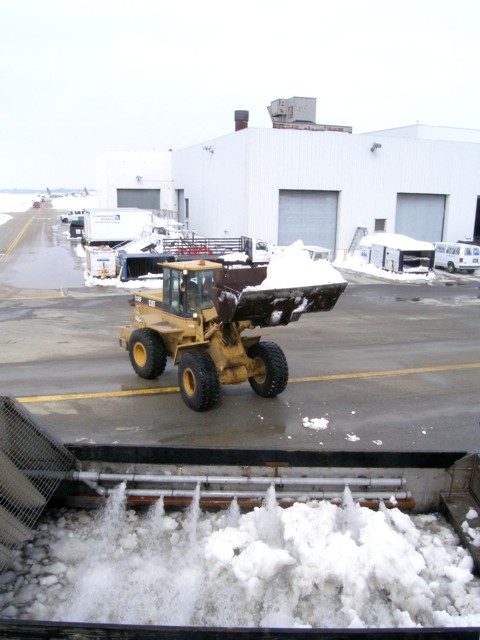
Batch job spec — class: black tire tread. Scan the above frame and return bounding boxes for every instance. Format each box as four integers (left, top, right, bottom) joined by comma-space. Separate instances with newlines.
248, 341, 288, 398
178, 350, 220, 411
128, 328, 167, 379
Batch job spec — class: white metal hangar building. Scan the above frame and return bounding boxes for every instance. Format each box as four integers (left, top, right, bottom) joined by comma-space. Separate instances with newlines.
96, 97, 480, 259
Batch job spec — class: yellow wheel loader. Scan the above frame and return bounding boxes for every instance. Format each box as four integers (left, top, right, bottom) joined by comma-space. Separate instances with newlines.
119, 260, 347, 411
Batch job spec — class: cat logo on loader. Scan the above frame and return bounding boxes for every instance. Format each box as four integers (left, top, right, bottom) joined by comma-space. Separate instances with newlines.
119, 260, 346, 411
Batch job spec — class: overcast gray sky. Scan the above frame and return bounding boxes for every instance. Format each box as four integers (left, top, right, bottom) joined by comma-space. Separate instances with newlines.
1, 0, 479, 190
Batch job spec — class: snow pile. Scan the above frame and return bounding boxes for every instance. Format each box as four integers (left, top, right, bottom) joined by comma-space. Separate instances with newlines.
303, 417, 329, 431
346, 433, 361, 442
359, 233, 435, 251
219, 251, 249, 263
333, 233, 437, 282
254, 241, 346, 289
462, 509, 480, 548
1, 483, 480, 629
335, 253, 437, 282
84, 273, 164, 289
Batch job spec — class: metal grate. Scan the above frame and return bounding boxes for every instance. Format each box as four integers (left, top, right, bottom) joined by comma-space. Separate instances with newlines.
0, 395, 76, 574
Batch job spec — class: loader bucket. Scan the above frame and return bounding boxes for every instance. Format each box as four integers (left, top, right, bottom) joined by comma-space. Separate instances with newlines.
211, 266, 347, 327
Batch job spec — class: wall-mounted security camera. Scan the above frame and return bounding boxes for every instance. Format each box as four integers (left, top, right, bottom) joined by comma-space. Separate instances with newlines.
370, 142, 382, 152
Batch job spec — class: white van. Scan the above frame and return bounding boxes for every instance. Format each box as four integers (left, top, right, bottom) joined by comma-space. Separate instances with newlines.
434, 242, 480, 273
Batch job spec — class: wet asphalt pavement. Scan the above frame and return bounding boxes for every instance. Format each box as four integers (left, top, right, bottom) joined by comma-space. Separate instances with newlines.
1, 204, 479, 454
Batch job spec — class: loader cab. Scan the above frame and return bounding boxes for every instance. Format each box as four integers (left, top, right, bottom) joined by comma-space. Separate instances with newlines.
162, 261, 221, 316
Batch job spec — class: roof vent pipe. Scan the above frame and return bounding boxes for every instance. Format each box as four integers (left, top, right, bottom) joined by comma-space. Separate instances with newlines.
234, 110, 249, 131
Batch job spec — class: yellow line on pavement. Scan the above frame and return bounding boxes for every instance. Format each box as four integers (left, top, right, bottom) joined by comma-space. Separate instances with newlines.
17, 362, 480, 404
0, 294, 66, 301
19, 386, 180, 403
289, 362, 480, 382
0, 216, 35, 262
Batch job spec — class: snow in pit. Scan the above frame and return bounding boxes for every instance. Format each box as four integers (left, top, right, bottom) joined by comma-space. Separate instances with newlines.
1, 483, 480, 629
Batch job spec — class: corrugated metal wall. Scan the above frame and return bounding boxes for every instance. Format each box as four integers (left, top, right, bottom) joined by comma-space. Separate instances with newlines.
117, 189, 160, 210
278, 190, 338, 250
169, 128, 480, 253
395, 194, 446, 242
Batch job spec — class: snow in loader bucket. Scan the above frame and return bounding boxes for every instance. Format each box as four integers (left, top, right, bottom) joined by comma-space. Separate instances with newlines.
210, 266, 348, 327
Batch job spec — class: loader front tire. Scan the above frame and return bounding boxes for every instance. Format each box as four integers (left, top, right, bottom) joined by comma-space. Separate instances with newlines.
128, 329, 167, 379
248, 341, 289, 398
178, 351, 220, 411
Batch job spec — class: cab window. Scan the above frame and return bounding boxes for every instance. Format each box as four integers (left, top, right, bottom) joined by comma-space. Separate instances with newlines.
185, 270, 215, 313
162, 268, 183, 314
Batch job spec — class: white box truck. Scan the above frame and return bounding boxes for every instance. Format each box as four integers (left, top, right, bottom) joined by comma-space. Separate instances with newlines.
82, 209, 156, 246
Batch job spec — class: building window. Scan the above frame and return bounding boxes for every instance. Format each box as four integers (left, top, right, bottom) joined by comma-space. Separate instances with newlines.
375, 218, 387, 232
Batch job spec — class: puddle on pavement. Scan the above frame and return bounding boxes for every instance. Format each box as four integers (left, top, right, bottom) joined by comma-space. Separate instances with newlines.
2, 221, 85, 290
5, 245, 84, 289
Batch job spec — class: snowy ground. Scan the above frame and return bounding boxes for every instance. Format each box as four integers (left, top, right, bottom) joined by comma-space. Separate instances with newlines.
0, 193, 98, 219
333, 253, 437, 283
0, 194, 38, 226
1, 483, 479, 629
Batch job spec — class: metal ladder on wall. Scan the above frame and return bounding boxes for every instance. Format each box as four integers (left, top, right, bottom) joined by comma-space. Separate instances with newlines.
348, 225, 368, 255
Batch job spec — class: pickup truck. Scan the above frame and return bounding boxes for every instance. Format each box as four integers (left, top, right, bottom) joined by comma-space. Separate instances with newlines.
59, 210, 85, 224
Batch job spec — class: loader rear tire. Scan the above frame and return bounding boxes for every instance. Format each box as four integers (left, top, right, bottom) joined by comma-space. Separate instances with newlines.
178, 351, 220, 411
128, 329, 167, 379
248, 341, 288, 398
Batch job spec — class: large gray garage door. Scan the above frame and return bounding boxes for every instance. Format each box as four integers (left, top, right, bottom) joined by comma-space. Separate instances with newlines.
278, 190, 338, 251
395, 194, 445, 242
117, 189, 160, 210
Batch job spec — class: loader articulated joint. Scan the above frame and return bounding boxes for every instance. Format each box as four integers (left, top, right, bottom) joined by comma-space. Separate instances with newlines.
203, 322, 221, 341
221, 322, 239, 348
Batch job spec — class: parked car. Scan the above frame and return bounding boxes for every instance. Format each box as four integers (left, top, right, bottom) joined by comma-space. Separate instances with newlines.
32, 201, 41, 208
434, 242, 480, 273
